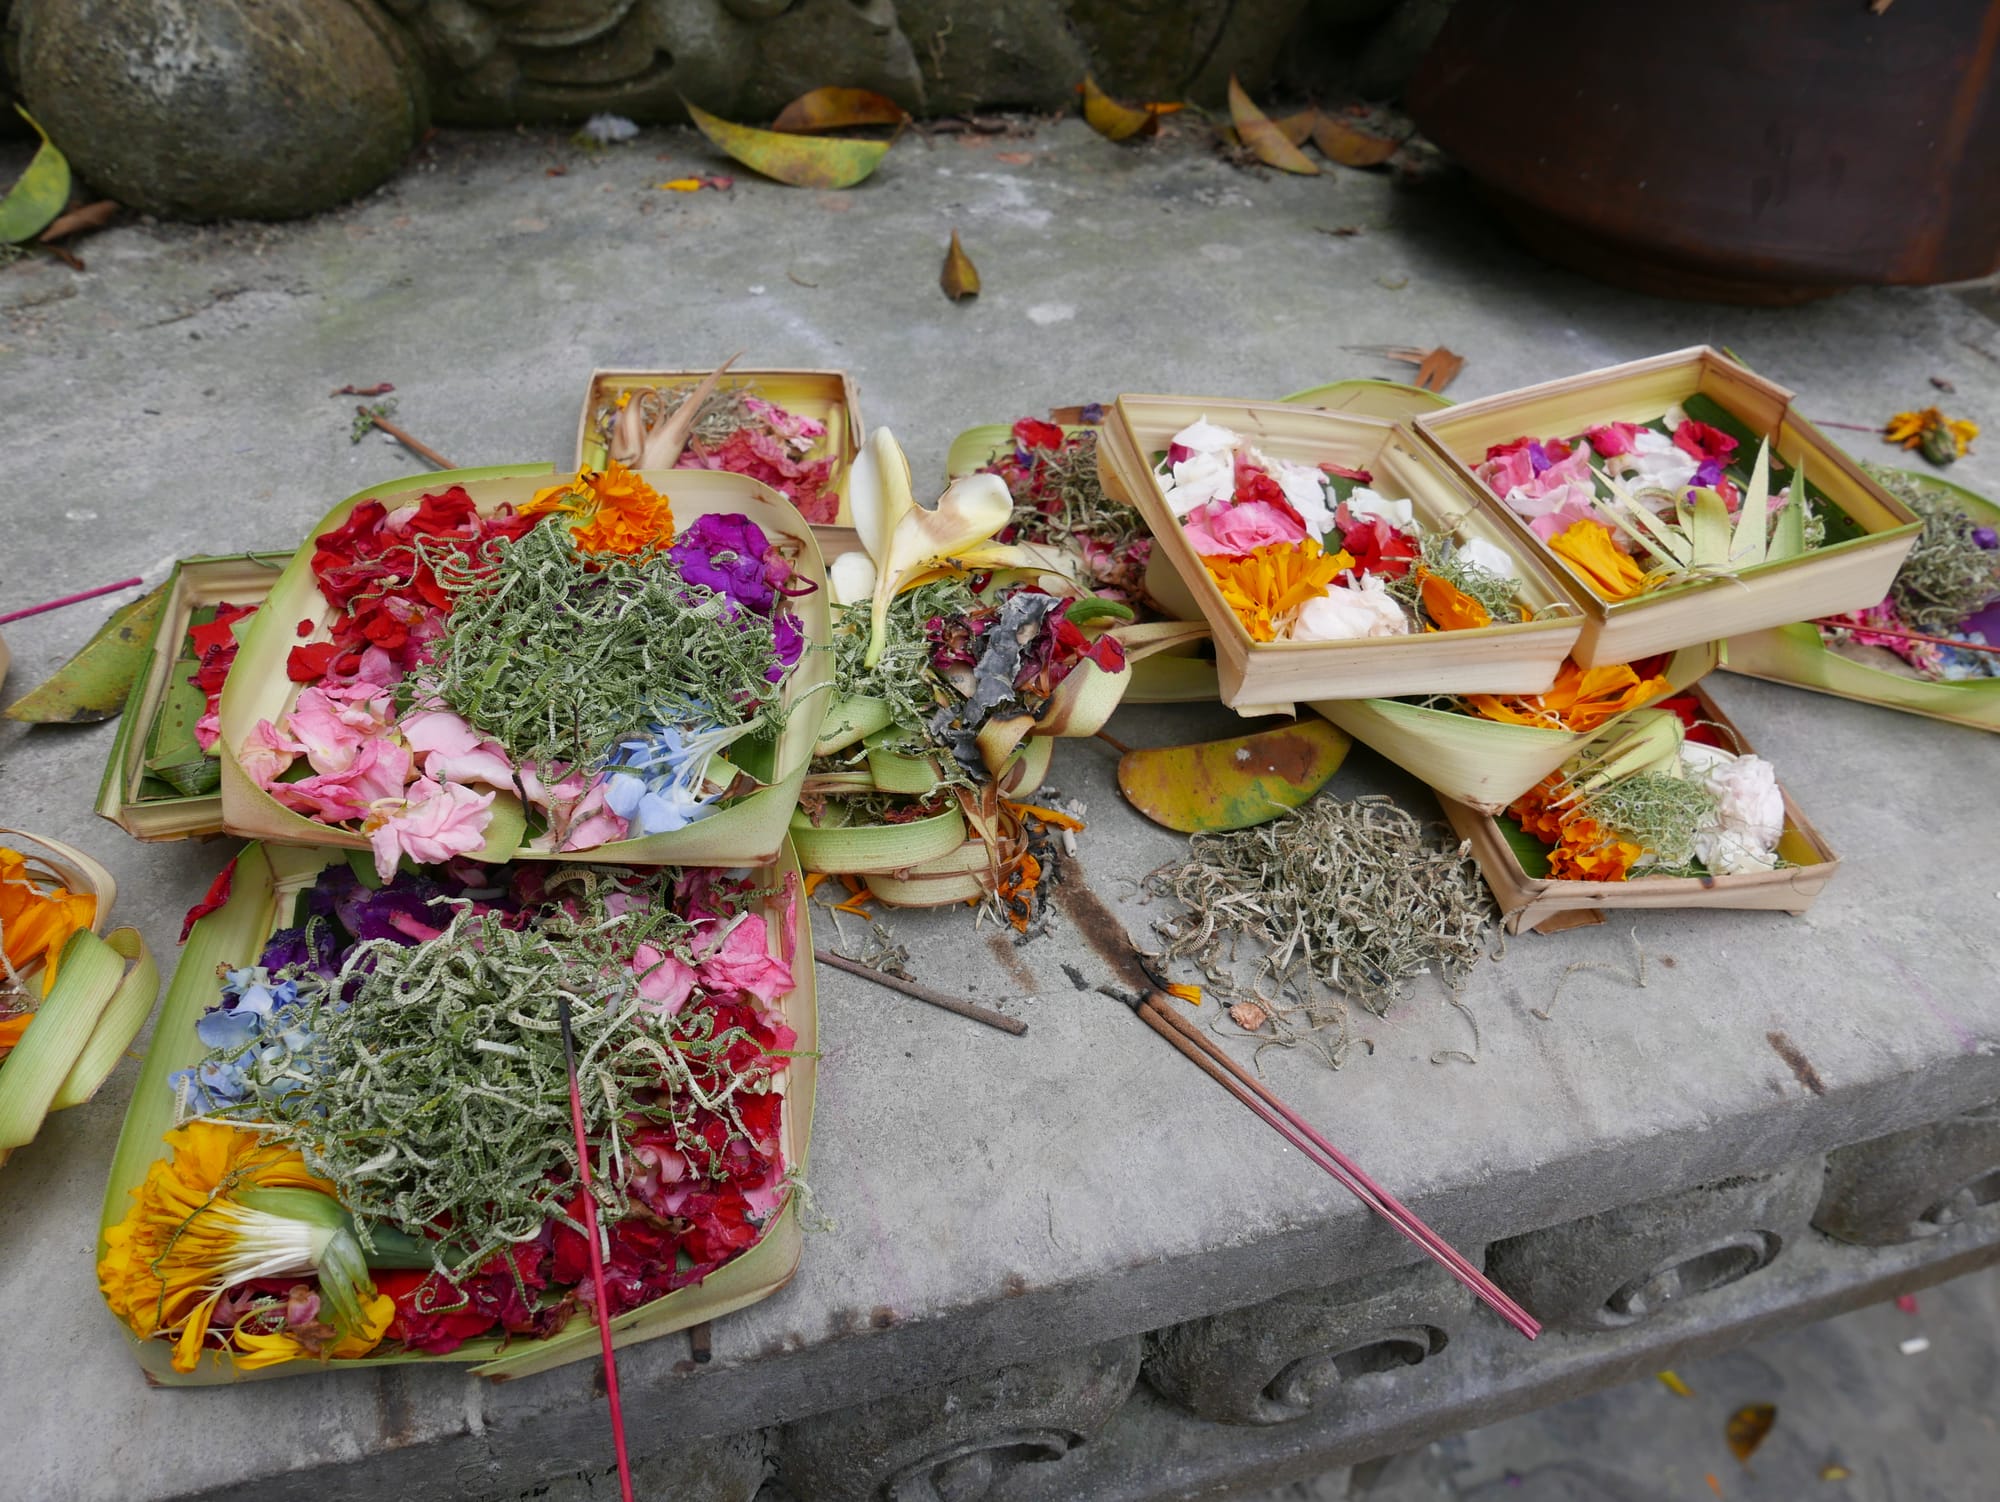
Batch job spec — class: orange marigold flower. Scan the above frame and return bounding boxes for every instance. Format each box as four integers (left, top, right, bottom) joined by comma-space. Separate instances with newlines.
1466, 658, 1668, 734
1547, 517, 1648, 601
1201, 539, 1355, 642
0, 846, 97, 1032
519, 462, 677, 555
1417, 567, 1492, 632
1546, 815, 1641, 883
1884, 407, 1978, 465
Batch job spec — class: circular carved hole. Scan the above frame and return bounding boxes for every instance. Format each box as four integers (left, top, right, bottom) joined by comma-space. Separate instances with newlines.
1602, 1232, 1779, 1324
1919, 1167, 2000, 1228
1261, 1326, 1446, 1418
887, 1430, 1072, 1502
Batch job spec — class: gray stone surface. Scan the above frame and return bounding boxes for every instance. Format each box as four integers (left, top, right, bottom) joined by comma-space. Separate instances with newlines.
1816, 1103, 2000, 1247
1486, 1161, 1825, 1333
1, 121, 1999, 1502
1144, 1257, 1472, 1426
11, 0, 428, 219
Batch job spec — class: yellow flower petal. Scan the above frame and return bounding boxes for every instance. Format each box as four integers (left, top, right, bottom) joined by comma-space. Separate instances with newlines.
1547, 518, 1649, 601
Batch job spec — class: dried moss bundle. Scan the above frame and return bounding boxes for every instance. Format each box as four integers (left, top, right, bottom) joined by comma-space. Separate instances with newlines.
1865, 464, 2000, 632
995, 430, 1145, 549
1147, 794, 1495, 1018
594, 383, 757, 454
414, 523, 786, 782
1578, 769, 1717, 873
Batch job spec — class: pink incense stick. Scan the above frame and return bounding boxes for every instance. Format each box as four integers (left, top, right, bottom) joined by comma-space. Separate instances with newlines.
1811, 618, 2000, 656
558, 998, 636, 1502
0, 576, 145, 626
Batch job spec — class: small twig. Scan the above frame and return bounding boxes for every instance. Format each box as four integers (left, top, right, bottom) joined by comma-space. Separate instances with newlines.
688, 1321, 712, 1364
815, 948, 1026, 1036
1094, 729, 1133, 755
0, 576, 145, 625
1810, 418, 1881, 434
359, 407, 457, 469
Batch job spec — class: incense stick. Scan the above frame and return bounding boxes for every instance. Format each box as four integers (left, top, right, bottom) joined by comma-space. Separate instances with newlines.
1118, 980, 1538, 1339
0, 577, 144, 625
556, 995, 636, 1502
358, 407, 457, 469
1810, 617, 2000, 655
815, 948, 1027, 1035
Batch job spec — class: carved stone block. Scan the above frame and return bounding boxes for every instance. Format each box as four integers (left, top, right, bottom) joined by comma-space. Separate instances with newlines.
1815, 1103, 2000, 1247
1142, 1256, 1472, 1426
1486, 1158, 1825, 1333
773, 1336, 1142, 1502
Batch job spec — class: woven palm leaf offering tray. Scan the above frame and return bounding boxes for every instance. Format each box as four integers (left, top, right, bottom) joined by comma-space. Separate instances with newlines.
217, 462, 831, 871
794, 427, 1203, 918
1415, 347, 1922, 667
96, 553, 290, 841
1724, 464, 2000, 731
98, 840, 814, 1383
1095, 395, 1585, 715
0, 830, 158, 1169
576, 364, 862, 526
1438, 684, 1837, 934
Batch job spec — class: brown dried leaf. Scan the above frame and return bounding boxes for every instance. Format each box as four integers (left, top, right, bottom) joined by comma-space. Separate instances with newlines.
940, 229, 980, 301
1226, 76, 1319, 175
684, 99, 889, 189
1312, 113, 1399, 168
1228, 1001, 1270, 1032
1270, 108, 1318, 147
1726, 1404, 1777, 1466
1082, 75, 1159, 142
772, 87, 910, 134
38, 198, 117, 244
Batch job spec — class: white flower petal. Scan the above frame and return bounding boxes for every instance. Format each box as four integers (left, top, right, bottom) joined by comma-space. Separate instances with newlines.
1285, 574, 1411, 641
1344, 486, 1416, 532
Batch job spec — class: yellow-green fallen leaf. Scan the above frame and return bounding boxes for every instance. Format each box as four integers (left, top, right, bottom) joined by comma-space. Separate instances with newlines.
1118, 719, 1349, 833
0, 106, 71, 244
1657, 1370, 1693, 1398
4, 585, 166, 723
1727, 1403, 1777, 1466
772, 87, 910, 133
683, 98, 890, 189
1312, 112, 1399, 168
1270, 108, 1318, 147
1082, 75, 1162, 142
1819, 1464, 1852, 1482
940, 229, 980, 301
1227, 76, 1318, 176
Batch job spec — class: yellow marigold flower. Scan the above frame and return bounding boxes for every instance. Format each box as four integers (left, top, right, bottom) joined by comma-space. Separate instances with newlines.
1884, 407, 1978, 466
1465, 658, 1668, 734
232, 1292, 396, 1371
99, 1121, 386, 1373
0, 844, 97, 1004
1201, 539, 1355, 642
1547, 518, 1649, 601
1416, 567, 1492, 632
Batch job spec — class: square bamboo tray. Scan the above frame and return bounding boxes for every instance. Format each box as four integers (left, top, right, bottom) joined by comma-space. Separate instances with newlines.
1438, 686, 1839, 933
217, 464, 832, 867
1414, 347, 1921, 667
1721, 469, 2000, 733
1097, 395, 1585, 716
99, 839, 817, 1384
95, 553, 291, 841
577, 367, 864, 526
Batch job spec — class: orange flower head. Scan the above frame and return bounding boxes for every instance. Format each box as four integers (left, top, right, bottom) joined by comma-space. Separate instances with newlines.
1417, 567, 1493, 632
1201, 539, 1354, 643
519, 462, 677, 555
1465, 657, 1668, 734
0, 846, 97, 1016
1547, 517, 1649, 601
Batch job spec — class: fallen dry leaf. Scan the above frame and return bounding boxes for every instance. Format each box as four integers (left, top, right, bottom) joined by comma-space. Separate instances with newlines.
1117, 719, 1350, 834
1313, 113, 1400, 168
1820, 1464, 1852, 1482
940, 229, 980, 301
772, 87, 911, 134
330, 382, 395, 397
1226, 76, 1319, 175
1726, 1404, 1777, 1466
1657, 1370, 1693, 1398
1228, 1001, 1270, 1032
1082, 75, 1161, 142
1270, 108, 1318, 147
1351, 343, 1465, 393
684, 99, 889, 189
38, 198, 117, 244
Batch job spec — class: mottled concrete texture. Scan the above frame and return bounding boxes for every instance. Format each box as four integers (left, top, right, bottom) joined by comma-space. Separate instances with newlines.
1, 121, 1998, 1501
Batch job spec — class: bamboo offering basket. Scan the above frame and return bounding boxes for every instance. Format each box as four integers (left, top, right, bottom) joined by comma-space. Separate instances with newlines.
96, 553, 291, 841
1722, 469, 2000, 733
0, 829, 158, 1168
1313, 642, 1720, 816
218, 464, 832, 868
577, 367, 864, 526
1414, 348, 1921, 667
1096, 395, 1584, 715
1439, 686, 1839, 933
99, 839, 817, 1384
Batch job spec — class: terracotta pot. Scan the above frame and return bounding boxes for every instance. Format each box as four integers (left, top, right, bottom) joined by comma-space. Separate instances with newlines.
1408, 0, 2000, 303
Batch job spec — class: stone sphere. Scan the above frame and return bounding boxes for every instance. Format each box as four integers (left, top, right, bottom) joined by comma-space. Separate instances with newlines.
13, 0, 427, 220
